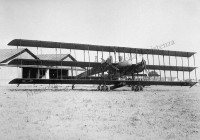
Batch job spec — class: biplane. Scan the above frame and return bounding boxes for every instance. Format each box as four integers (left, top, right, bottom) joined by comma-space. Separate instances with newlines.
6, 39, 198, 91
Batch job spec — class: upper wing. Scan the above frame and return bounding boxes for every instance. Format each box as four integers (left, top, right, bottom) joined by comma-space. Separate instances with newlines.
8, 39, 195, 57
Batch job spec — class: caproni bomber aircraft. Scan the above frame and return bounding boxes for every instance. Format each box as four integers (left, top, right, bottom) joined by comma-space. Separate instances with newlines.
7, 39, 198, 91
76, 56, 147, 79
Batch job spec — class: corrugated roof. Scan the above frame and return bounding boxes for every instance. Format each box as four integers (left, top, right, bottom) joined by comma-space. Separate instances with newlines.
0, 49, 25, 63
36, 54, 69, 61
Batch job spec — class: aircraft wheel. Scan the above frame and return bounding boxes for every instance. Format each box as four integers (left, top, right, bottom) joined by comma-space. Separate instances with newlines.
140, 85, 143, 91
107, 85, 110, 91
134, 85, 143, 91
97, 85, 101, 91
103, 85, 107, 91
72, 84, 75, 90
100, 86, 104, 91
131, 85, 135, 91
135, 85, 139, 92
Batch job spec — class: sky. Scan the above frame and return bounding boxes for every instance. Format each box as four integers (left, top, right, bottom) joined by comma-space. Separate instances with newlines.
0, 0, 200, 79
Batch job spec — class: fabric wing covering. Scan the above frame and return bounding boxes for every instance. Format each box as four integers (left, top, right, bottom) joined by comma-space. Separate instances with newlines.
8, 39, 195, 57
8, 59, 196, 72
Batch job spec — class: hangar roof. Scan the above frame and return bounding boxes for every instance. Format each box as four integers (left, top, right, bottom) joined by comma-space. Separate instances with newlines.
0, 48, 77, 64
0, 48, 38, 63
36, 54, 76, 61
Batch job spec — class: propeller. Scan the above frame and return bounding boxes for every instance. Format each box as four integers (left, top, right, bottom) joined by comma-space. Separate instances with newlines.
101, 58, 119, 71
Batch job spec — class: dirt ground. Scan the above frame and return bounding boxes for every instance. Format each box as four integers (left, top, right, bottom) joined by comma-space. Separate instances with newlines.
0, 85, 200, 140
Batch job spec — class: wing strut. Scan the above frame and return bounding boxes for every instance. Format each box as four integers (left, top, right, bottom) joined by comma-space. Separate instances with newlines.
70, 49, 73, 78
193, 54, 197, 81
135, 48, 138, 80
181, 57, 184, 81
158, 53, 161, 81
147, 53, 150, 80
163, 50, 166, 81
152, 51, 155, 80
97, 50, 100, 78
175, 51, 179, 81
84, 50, 86, 79
60, 44, 63, 80
168, 51, 172, 81
187, 52, 190, 80
142, 51, 144, 77
88, 46, 91, 79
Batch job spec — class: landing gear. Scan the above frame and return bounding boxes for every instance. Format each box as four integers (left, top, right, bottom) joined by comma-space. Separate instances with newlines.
97, 85, 110, 91
97, 85, 101, 91
139, 85, 143, 91
72, 84, 75, 90
131, 85, 136, 91
102, 85, 107, 91
131, 85, 143, 91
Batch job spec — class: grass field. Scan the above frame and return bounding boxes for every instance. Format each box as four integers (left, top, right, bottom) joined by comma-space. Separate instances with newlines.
0, 85, 200, 140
